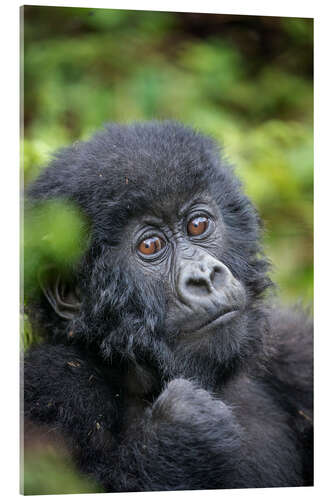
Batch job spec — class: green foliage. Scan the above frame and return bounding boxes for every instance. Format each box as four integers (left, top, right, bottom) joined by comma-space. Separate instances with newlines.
24, 200, 89, 298
21, 313, 40, 351
23, 199, 89, 350
23, 447, 102, 495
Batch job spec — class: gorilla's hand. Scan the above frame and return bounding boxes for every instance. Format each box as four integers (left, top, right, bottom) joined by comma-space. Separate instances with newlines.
152, 378, 232, 427
111, 378, 246, 491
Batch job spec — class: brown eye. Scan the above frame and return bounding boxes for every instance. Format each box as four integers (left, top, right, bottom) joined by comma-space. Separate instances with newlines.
138, 236, 165, 256
187, 216, 209, 236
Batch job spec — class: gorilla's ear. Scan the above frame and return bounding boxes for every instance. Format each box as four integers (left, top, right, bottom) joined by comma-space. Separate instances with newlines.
38, 266, 81, 320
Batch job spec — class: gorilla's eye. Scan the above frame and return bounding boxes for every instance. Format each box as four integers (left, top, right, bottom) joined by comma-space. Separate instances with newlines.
187, 216, 209, 237
138, 236, 165, 256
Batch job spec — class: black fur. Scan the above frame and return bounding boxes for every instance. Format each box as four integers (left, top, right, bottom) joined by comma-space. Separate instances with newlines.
24, 121, 313, 491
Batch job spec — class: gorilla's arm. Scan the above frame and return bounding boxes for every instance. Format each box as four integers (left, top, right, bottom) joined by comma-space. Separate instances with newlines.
261, 307, 313, 485
112, 378, 248, 491
23, 343, 121, 464
24, 342, 301, 492
265, 307, 313, 421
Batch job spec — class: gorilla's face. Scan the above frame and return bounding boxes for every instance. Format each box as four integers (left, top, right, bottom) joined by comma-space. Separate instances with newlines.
124, 193, 247, 343
70, 191, 251, 384
77, 189, 254, 385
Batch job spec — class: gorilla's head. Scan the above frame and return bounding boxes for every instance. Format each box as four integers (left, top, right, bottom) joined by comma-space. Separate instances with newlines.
27, 122, 271, 385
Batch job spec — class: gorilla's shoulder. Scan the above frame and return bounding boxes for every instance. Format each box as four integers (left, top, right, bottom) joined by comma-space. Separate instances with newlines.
268, 304, 313, 349
261, 304, 313, 406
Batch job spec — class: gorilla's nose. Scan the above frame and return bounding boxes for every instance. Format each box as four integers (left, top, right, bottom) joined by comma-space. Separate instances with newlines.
177, 254, 230, 306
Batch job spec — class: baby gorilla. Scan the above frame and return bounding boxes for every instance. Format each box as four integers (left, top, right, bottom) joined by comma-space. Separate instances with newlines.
24, 121, 313, 492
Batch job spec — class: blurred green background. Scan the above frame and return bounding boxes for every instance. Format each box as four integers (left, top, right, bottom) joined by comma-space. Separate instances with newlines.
22, 6, 313, 495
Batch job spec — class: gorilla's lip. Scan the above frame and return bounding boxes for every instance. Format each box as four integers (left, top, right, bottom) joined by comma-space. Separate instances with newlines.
193, 309, 240, 334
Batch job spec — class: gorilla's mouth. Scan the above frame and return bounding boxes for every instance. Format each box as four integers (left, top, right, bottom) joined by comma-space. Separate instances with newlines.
191, 309, 240, 335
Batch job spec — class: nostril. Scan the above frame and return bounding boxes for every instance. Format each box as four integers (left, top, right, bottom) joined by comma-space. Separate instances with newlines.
210, 266, 225, 291
186, 277, 211, 297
